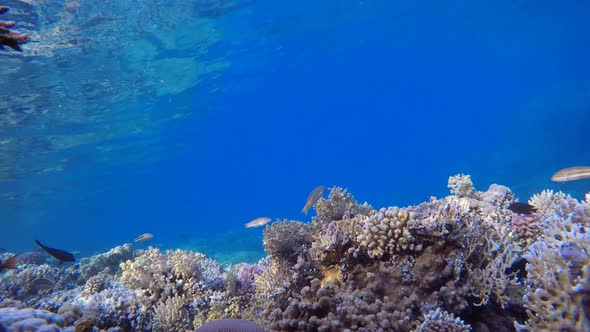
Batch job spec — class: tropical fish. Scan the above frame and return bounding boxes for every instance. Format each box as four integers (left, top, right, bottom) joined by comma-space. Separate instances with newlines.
134, 233, 154, 242
31, 278, 55, 291
508, 202, 537, 215
551, 166, 590, 182
34, 240, 75, 264
302, 185, 325, 215
0, 254, 18, 271
245, 217, 271, 228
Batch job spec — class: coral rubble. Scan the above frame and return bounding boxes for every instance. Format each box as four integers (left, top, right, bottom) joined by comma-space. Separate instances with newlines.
0, 175, 588, 331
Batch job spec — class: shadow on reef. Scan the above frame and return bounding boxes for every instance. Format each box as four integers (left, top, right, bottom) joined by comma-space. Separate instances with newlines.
1, 174, 589, 331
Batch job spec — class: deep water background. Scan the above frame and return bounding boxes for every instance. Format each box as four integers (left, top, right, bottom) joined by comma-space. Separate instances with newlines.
1, 0, 590, 263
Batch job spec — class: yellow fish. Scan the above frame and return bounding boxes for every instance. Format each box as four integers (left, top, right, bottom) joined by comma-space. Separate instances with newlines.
134, 233, 154, 242
302, 185, 325, 215
245, 217, 271, 228
551, 166, 590, 182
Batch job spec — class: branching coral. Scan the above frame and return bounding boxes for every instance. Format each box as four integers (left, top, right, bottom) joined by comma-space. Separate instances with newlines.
416, 308, 471, 332
516, 213, 590, 331
263, 220, 313, 263
152, 294, 192, 331
448, 174, 475, 198
313, 187, 373, 225
357, 207, 420, 259
529, 189, 590, 224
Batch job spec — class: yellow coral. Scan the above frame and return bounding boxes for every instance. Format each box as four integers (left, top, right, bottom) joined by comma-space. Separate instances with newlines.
320, 265, 343, 289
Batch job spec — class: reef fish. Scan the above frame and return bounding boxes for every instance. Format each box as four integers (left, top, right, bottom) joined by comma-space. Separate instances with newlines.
302, 185, 325, 215
245, 217, 271, 228
34, 240, 75, 264
31, 278, 55, 291
0, 254, 18, 271
551, 166, 590, 182
134, 233, 154, 242
508, 202, 537, 215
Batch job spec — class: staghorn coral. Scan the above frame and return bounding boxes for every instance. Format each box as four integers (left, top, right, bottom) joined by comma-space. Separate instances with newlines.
313, 186, 373, 225
357, 207, 420, 259
529, 189, 590, 224
263, 220, 313, 263
447, 174, 475, 198
152, 294, 192, 331
416, 308, 471, 332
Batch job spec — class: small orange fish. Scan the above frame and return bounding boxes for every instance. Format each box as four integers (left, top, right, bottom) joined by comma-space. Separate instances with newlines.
302, 185, 325, 215
134, 233, 154, 242
551, 166, 590, 182
245, 217, 271, 228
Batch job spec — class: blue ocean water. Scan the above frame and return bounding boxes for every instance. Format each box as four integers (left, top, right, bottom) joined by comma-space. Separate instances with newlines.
1, 0, 589, 263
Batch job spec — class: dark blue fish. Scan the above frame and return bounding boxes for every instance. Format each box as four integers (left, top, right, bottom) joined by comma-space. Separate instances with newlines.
508, 202, 537, 215
34, 240, 75, 264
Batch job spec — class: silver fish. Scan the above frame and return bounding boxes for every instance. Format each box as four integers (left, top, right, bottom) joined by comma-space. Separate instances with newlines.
302, 185, 325, 215
245, 217, 271, 228
551, 166, 590, 182
134, 233, 154, 242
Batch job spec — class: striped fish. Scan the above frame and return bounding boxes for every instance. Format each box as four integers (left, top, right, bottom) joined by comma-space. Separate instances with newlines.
302, 185, 325, 215
551, 166, 590, 182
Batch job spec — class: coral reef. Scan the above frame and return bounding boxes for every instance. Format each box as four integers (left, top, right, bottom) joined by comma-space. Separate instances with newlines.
0, 177, 588, 331
447, 174, 475, 198
416, 308, 471, 332
0, 6, 30, 51
79, 244, 133, 279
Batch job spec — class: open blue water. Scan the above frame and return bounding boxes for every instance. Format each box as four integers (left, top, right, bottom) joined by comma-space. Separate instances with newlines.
1, 0, 589, 263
